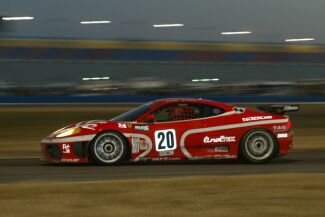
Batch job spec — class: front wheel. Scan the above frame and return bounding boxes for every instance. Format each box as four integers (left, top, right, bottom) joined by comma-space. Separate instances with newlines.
239, 129, 278, 164
90, 131, 128, 165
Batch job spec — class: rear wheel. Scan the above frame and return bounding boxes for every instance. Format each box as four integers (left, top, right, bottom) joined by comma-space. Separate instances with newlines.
90, 131, 128, 165
240, 129, 278, 163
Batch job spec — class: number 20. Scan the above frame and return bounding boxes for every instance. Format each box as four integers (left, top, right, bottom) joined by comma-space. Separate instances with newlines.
154, 129, 177, 151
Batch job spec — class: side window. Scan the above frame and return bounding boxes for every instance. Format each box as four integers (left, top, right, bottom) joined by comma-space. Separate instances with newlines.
200, 104, 224, 118
152, 103, 200, 122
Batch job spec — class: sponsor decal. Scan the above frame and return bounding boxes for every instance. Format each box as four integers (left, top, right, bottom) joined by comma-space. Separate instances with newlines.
159, 150, 174, 156
215, 155, 237, 159
123, 133, 153, 162
140, 140, 149, 150
151, 157, 180, 161
62, 144, 71, 154
127, 123, 133, 128
203, 136, 236, 143
273, 125, 288, 131
284, 105, 299, 111
131, 137, 140, 153
193, 155, 236, 160
277, 133, 288, 138
215, 146, 229, 152
242, 116, 272, 122
118, 123, 127, 128
61, 158, 80, 162
135, 125, 150, 131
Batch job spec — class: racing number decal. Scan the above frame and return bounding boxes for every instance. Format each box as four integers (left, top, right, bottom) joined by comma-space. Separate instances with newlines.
154, 129, 177, 151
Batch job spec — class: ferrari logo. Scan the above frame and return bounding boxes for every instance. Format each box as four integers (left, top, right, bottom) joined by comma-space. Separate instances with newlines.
127, 123, 132, 128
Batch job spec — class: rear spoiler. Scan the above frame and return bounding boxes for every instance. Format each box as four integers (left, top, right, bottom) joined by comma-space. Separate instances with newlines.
257, 105, 299, 115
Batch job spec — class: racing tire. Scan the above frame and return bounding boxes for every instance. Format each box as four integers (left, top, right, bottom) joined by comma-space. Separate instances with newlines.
239, 129, 278, 164
90, 131, 128, 165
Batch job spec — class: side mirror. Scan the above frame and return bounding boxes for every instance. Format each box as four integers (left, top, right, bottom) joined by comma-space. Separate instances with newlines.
144, 114, 155, 123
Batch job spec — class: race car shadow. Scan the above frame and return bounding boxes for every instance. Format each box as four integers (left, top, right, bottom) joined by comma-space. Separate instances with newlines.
128, 157, 298, 166
41, 157, 298, 167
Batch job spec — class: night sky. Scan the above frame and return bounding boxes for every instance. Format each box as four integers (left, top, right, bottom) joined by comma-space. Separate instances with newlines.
0, 0, 324, 43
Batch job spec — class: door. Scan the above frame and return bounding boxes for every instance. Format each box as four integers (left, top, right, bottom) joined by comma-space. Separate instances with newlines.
181, 104, 239, 160
140, 102, 204, 160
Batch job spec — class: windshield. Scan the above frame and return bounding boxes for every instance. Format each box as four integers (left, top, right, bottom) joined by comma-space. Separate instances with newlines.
111, 104, 151, 122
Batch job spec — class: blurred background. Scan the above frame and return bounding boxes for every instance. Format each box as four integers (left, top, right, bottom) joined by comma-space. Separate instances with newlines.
0, 3, 325, 216
0, 0, 324, 102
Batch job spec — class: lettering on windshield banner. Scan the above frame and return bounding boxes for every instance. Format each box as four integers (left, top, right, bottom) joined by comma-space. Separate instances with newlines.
242, 116, 272, 122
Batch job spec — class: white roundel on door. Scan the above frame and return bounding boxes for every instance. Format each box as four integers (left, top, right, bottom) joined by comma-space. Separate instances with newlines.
154, 129, 177, 151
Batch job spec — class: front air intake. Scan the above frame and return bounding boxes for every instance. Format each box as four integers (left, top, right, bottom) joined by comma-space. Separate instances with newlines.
46, 145, 62, 160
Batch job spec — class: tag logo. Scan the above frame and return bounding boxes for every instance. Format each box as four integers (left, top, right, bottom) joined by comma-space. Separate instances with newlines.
273, 125, 287, 131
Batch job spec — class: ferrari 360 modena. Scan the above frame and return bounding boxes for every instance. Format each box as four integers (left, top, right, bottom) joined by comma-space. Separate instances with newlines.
41, 98, 298, 164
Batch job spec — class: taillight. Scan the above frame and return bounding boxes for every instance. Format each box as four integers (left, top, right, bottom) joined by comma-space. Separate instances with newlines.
287, 120, 292, 129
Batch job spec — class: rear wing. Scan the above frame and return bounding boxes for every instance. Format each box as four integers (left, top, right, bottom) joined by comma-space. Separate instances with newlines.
257, 105, 299, 115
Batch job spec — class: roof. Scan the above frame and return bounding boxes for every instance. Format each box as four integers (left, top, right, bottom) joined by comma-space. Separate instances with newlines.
148, 98, 232, 110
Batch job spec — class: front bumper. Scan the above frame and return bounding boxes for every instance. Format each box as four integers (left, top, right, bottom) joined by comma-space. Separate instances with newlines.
41, 134, 96, 163
41, 141, 91, 163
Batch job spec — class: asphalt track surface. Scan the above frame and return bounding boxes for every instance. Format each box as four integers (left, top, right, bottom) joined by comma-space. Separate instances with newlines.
0, 150, 325, 183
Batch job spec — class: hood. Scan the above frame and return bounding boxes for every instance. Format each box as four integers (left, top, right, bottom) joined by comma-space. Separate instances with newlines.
48, 120, 109, 139
75, 120, 108, 130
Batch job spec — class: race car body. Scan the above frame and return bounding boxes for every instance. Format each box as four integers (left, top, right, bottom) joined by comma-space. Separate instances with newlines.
41, 98, 297, 164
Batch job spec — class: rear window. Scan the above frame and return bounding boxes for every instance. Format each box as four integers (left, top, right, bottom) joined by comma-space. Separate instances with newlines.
200, 104, 224, 117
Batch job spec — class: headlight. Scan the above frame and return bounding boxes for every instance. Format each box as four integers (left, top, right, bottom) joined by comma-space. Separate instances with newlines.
52, 127, 67, 135
56, 128, 81, 138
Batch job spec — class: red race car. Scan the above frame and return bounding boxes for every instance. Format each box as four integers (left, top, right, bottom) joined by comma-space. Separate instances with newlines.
41, 98, 298, 164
